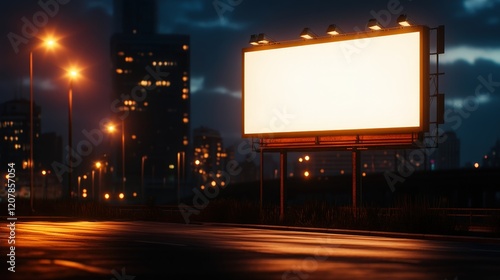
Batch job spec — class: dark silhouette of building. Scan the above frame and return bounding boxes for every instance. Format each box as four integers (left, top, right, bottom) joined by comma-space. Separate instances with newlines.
0, 98, 64, 200
110, 0, 190, 195
0, 98, 41, 170
430, 131, 461, 170
38, 132, 63, 170
192, 126, 227, 188
482, 139, 500, 169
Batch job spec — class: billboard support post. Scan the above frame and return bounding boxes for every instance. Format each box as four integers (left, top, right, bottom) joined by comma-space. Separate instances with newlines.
260, 148, 264, 211
279, 151, 287, 222
351, 148, 361, 218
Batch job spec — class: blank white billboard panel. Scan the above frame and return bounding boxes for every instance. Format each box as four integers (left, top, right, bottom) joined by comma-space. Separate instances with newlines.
243, 26, 429, 137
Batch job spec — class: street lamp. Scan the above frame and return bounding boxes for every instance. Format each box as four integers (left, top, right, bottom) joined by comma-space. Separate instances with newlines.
67, 68, 79, 199
29, 36, 58, 212
95, 161, 102, 202
77, 175, 81, 200
106, 120, 126, 193
91, 170, 95, 201
141, 155, 147, 203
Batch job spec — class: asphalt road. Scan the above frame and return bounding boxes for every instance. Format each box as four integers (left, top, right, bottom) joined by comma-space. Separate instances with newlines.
3, 219, 500, 280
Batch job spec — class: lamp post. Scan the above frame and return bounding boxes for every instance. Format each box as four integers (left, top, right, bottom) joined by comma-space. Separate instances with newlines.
91, 170, 95, 201
77, 175, 81, 200
106, 120, 126, 194
121, 119, 125, 193
67, 69, 78, 199
95, 161, 102, 202
29, 37, 57, 212
141, 155, 147, 203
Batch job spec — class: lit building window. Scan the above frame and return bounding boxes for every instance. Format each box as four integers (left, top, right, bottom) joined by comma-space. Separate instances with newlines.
116, 68, 123, 74
183, 117, 189, 123
155, 80, 171, 87
125, 56, 134, 62
182, 76, 189, 82
124, 100, 136, 106
152, 61, 157, 66
182, 94, 188, 100
140, 80, 151, 86
117, 51, 124, 56
183, 45, 189, 50
131, 135, 137, 140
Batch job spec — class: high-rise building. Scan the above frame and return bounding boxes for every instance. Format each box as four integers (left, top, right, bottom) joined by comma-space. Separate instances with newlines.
0, 98, 41, 170
482, 139, 500, 169
430, 131, 460, 170
110, 0, 190, 194
192, 126, 228, 188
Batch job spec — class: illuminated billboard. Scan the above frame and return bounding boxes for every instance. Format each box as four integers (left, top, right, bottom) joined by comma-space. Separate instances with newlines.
242, 25, 429, 138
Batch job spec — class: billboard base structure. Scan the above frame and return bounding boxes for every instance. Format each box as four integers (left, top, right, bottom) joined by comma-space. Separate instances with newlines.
255, 132, 426, 221
256, 133, 421, 151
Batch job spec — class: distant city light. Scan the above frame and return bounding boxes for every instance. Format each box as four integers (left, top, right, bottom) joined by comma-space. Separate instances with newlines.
474, 162, 480, 169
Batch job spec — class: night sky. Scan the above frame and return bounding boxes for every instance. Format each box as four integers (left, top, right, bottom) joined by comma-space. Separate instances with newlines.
1, 0, 500, 167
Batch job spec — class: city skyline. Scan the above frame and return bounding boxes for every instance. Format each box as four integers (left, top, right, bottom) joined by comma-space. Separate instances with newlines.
0, 0, 500, 168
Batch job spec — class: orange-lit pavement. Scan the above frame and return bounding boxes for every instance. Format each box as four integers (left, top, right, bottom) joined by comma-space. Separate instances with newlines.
3, 220, 500, 279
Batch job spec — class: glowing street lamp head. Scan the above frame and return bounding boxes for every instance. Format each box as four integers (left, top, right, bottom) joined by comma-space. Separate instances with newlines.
95, 161, 102, 169
106, 124, 116, 133
45, 38, 56, 48
68, 69, 79, 80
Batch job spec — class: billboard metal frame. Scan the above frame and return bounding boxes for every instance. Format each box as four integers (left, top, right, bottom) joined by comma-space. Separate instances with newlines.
242, 25, 430, 141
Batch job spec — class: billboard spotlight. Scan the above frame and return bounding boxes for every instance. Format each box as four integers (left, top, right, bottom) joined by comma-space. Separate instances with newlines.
257, 33, 272, 44
397, 14, 411, 27
249, 34, 259, 45
300, 28, 318, 39
367, 19, 382, 30
326, 24, 341, 35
